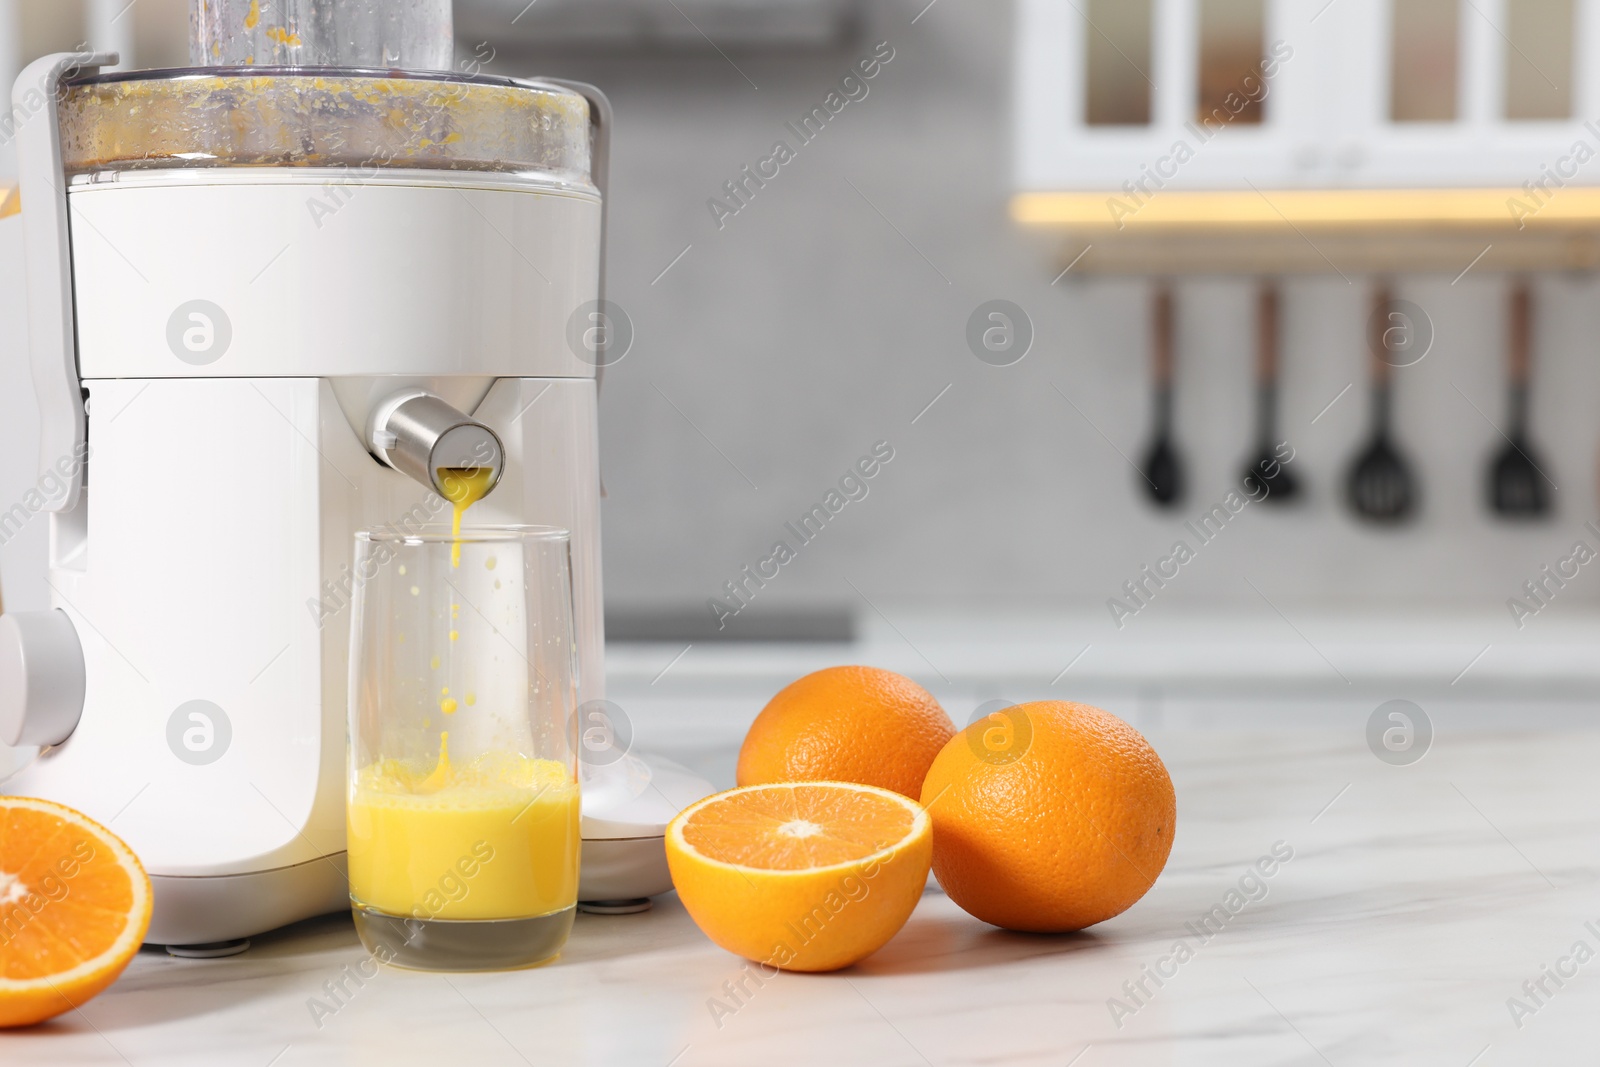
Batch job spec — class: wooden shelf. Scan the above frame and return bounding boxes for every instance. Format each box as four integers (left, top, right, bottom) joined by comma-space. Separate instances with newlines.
1016, 188, 1600, 275
1012, 188, 1600, 231
1038, 229, 1600, 278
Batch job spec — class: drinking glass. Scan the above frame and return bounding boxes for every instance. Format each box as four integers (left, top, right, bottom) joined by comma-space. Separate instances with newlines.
347, 526, 580, 971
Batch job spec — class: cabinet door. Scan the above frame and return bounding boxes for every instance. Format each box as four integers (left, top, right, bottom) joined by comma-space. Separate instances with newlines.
1015, 0, 1600, 196
1015, 0, 1306, 197
1345, 0, 1600, 188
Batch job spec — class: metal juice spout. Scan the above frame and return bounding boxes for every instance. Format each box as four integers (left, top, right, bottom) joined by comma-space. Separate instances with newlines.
368, 390, 505, 500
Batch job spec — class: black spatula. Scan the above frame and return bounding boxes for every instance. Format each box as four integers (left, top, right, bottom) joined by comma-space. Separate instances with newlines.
1346, 285, 1417, 524
1243, 281, 1299, 503
1139, 284, 1185, 507
1489, 282, 1552, 519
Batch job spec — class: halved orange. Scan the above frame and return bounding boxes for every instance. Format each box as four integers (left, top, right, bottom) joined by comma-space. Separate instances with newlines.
0, 798, 152, 1027
666, 781, 932, 972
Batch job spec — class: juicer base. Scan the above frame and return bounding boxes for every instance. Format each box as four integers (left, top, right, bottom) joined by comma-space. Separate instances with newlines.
165, 939, 252, 959
148, 853, 349, 947
578, 836, 672, 902
576, 899, 652, 915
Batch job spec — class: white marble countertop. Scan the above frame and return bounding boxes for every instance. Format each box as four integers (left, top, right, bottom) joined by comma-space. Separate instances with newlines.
12, 727, 1599, 1065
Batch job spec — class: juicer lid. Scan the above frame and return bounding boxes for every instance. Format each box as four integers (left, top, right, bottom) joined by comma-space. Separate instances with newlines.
55, 66, 595, 188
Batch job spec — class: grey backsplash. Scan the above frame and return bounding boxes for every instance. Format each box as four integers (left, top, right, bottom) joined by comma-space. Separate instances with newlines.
3, 3, 1596, 638
479, 1, 1600, 636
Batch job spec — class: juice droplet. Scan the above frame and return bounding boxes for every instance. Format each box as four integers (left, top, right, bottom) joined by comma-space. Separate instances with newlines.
440, 697, 458, 714
410, 586, 420, 597
449, 630, 459, 642
465, 693, 477, 706
441, 686, 450, 696
494, 580, 501, 590
399, 565, 407, 576
485, 556, 497, 571
430, 656, 441, 670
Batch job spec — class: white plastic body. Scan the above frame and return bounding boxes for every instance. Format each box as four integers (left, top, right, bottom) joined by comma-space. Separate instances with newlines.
1014, 0, 1600, 193
1, 168, 710, 944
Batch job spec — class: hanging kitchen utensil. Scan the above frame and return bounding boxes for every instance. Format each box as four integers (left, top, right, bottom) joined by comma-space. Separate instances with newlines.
1139, 283, 1185, 507
1346, 284, 1417, 523
1242, 281, 1299, 503
1489, 281, 1553, 518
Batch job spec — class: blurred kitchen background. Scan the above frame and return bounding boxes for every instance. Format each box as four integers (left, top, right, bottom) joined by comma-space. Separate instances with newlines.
3, 0, 1598, 765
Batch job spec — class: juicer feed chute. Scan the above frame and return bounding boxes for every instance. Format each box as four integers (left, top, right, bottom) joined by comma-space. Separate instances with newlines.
191, 0, 454, 71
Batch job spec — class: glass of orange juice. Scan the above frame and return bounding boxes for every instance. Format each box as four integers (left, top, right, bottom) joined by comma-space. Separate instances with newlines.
346, 526, 580, 971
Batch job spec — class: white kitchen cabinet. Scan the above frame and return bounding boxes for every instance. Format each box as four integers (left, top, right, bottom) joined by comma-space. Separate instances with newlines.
1013, 0, 1600, 249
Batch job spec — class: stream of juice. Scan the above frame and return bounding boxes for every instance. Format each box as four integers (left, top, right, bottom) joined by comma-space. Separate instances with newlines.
347, 466, 581, 923
439, 466, 497, 567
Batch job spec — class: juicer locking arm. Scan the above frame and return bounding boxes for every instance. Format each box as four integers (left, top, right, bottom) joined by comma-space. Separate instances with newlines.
0, 611, 86, 747
16, 51, 119, 514
367, 390, 506, 499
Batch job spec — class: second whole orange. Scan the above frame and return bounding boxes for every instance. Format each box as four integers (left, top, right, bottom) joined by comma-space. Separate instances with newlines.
736, 666, 955, 800
920, 701, 1175, 933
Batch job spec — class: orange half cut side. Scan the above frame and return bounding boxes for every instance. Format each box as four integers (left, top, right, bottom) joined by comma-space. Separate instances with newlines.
0, 797, 152, 1027
666, 782, 932, 972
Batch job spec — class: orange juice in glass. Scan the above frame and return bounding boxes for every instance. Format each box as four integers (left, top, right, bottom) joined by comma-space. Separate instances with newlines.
346, 526, 580, 970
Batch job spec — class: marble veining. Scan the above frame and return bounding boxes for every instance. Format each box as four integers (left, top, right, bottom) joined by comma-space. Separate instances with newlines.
9, 729, 1600, 1065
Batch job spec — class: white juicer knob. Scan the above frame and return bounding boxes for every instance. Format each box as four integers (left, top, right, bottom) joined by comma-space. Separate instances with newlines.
0, 611, 87, 747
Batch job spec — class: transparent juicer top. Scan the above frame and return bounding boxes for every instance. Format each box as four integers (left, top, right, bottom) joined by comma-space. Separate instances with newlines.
55, 0, 595, 186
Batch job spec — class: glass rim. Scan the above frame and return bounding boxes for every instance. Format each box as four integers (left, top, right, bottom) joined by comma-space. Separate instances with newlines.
355, 524, 570, 546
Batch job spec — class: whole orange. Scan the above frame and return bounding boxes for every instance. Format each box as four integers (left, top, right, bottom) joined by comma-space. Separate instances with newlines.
920, 701, 1175, 933
737, 666, 955, 799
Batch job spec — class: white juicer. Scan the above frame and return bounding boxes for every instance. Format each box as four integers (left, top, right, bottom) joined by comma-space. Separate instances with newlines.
0, 33, 710, 949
